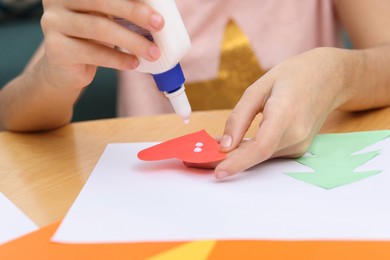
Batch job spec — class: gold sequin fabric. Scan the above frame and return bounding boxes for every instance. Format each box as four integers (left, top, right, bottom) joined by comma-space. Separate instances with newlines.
185, 20, 266, 110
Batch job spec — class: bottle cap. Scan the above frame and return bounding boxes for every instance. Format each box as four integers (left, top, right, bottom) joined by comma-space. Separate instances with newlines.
152, 63, 185, 93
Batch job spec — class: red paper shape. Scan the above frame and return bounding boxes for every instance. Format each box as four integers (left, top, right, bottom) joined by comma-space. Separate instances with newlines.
137, 130, 226, 163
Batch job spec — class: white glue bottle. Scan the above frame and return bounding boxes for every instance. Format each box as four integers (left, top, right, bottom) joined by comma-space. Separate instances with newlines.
114, 0, 192, 124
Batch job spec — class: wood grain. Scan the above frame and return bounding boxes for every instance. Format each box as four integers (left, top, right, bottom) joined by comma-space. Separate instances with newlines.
1, 108, 390, 226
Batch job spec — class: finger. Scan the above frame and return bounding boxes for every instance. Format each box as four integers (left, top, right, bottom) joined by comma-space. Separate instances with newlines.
271, 130, 316, 159
46, 33, 139, 70
215, 136, 251, 144
61, 0, 164, 31
183, 160, 222, 170
220, 75, 274, 152
42, 9, 159, 61
215, 101, 288, 179
272, 145, 306, 159
183, 137, 255, 171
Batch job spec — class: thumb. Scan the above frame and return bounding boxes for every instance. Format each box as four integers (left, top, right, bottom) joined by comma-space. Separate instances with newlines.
220, 75, 274, 152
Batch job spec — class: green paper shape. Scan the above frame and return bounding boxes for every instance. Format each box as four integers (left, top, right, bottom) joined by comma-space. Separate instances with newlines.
285, 130, 390, 189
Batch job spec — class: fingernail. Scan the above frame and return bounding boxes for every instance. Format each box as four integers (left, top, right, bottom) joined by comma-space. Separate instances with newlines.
220, 134, 232, 148
148, 45, 160, 60
215, 170, 230, 180
130, 58, 139, 69
150, 14, 163, 30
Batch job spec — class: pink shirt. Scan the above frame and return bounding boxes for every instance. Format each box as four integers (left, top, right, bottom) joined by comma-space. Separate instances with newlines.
118, 0, 341, 117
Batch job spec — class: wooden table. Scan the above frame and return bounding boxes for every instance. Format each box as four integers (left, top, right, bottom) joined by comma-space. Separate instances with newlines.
1, 108, 390, 227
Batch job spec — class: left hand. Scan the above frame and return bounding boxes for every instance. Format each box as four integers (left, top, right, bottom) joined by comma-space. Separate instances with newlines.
214, 47, 352, 179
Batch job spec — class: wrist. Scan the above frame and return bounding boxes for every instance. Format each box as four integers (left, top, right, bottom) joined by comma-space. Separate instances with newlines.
314, 47, 365, 111
37, 54, 93, 92
335, 46, 386, 111
22, 56, 85, 106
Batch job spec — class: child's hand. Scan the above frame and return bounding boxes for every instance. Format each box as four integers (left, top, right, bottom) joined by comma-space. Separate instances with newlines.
214, 47, 353, 179
40, 0, 164, 88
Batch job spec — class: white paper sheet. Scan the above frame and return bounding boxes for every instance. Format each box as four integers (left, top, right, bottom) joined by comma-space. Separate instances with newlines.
0, 192, 38, 244
52, 138, 390, 243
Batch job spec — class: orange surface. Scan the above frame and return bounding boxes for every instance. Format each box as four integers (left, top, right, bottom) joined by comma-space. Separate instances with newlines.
0, 222, 183, 260
2, 221, 390, 260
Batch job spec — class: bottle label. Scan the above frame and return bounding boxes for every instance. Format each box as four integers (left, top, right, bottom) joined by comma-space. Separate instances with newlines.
113, 17, 154, 42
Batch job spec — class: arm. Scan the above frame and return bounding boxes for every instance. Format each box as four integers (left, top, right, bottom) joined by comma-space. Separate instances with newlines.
334, 0, 390, 111
0, 44, 83, 131
0, 0, 164, 132
214, 0, 390, 179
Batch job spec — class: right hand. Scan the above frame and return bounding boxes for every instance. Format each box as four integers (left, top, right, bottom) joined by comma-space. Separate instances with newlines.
40, 0, 164, 88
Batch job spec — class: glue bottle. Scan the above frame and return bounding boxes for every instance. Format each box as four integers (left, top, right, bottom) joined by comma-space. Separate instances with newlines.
114, 0, 192, 123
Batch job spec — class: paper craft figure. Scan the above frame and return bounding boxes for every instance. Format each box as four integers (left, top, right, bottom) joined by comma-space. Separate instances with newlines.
137, 130, 226, 164
286, 130, 390, 189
